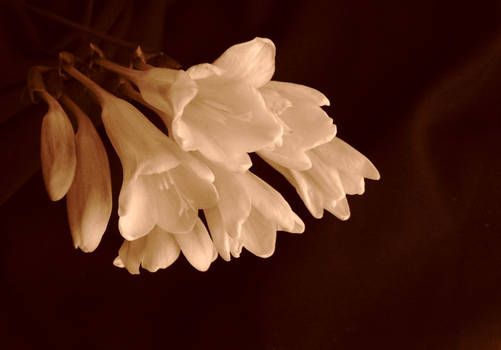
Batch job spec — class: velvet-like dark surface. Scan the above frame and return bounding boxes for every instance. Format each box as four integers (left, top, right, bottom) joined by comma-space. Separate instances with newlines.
1, 1, 501, 349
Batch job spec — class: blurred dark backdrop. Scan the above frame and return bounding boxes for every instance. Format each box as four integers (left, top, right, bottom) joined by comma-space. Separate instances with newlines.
1, 1, 501, 349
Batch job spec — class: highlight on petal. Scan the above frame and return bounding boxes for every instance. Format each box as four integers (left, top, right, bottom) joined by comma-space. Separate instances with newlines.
116, 227, 181, 274
39, 92, 76, 201
239, 208, 277, 258
202, 159, 252, 237
204, 207, 232, 261
173, 219, 216, 272
258, 81, 336, 171
241, 172, 304, 234
63, 96, 112, 252
138, 68, 198, 123
173, 78, 283, 172
141, 227, 181, 273
100, 96, 180, 182
313, 137, 380, 180
213, 37, 276, 88
118, 172, 198, 240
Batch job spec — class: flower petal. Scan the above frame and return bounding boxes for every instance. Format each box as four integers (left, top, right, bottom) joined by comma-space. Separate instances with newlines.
118, 175, 157, 240
65, 99, 112, 252
152, 173, 198, 234
213, 37, 276, 88
204, 159, 252, 237
141, 227, 181, 272
241, 172, 304, 233
173, 79, 282, 172
118, 236, 147, 275
173, 219, 216, 271
263, 157, 326, 219
40, 93, 76, 201
326, 196, 351, 221
138, 68, 198, 123
204, 207, 231, 261
258, 82, 336, 170
240, 208, 277, 258
168, 164, 219, 210
264, 81, 330, 106
101, 96, 180, 182
314, 138, 380, 180
339, 171, 365, 195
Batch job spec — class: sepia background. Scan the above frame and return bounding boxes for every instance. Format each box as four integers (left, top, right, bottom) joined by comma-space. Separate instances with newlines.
1, 0, 501, 349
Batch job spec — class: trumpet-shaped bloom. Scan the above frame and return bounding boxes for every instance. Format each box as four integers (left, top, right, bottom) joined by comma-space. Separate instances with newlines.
96, 37, 283, 172
39, 91, 76, 201
258, 81, 337, 170
203, 161, 304, 261
263, 137, 380, 220
62, 96, 113, 252
113, 219, 217, 274
63, 65, 218, 241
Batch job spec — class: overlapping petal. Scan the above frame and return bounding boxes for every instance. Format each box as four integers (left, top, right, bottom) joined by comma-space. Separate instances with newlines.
258, 81, 337, 171
213, 37, 276, 88
263, 137, 379, 220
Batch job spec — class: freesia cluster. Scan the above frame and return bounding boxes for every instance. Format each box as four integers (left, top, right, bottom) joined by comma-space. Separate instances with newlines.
31, 38, 379, 274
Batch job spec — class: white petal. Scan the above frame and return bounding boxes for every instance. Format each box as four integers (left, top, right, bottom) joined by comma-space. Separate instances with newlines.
153, 173, 198, 234
168, 164, 219, 209
213, 37, 275, 88
66, 101, 112, 252
172, 78, 282, 172
263, 157, 325, 219
113, 256, 124, 268
101, 96, 180, 182
339, 170, 365, 195
40, 93, 76, 201
118, 237, 147, 275
258, 83, 336, 170
264, 81, 330, 106
240, 208, 277, 258
306, 151, 346, 202
187, 63, 223, 80
314, 138, 380, 180
118, 175, 157, 240
141, 227, 181, 272
326, 196, 350, 220
204, 159, 252, 237
173, 219, 215, 272
241, 172, 304, 233
138, 68, 198, 123
204, 207, 231, 261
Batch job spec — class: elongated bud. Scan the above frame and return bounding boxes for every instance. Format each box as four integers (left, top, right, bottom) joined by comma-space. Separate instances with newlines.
39, 91, 77, 201
62, 95, 112, 252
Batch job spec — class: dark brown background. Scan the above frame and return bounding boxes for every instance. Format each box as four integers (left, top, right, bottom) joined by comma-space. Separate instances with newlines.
1, 1, 501, 349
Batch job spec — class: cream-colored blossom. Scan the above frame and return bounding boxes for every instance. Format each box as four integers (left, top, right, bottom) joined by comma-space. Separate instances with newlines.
63, 64, 218, 241
263, 137, 380, 220
95, 38, 283, 172
113, 219, 218, 274
202, 160, 304, 261
60, 96, 112, 253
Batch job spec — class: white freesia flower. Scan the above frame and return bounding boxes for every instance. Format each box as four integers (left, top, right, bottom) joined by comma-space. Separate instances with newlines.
95, 38, 283, 172
202, 159, 304, 261
61, 95, 112, 253
63, 64, 218, 241
39, 90, 76, 201
263, 137, 380, 220
113, 219, 217, 274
